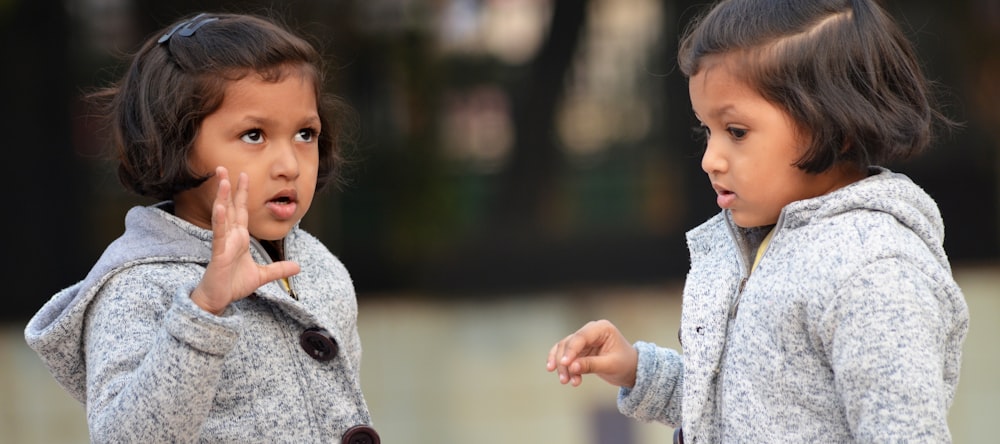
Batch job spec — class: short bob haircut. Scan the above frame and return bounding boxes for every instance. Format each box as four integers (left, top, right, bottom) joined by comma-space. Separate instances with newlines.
678, 0, 951, 173
91, 13, 354, 201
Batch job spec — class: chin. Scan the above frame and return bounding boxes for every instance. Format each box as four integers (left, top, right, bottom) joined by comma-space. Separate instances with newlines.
732, 214, 773, 229
251, 225, 295, 242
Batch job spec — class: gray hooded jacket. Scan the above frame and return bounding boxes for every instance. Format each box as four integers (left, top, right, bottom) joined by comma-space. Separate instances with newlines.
25, 202, 372, 443
617, 168, 968, 443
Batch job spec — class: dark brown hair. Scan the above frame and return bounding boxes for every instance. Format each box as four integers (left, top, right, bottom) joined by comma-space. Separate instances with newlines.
678, 0, 952, 173
91, 12, 354, 200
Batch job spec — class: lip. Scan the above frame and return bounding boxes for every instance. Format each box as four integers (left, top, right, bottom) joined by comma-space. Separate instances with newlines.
712, 183, 736, 209
265, 188, 299, 220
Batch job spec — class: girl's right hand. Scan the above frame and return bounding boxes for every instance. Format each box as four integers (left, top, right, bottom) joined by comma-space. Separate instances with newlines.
189, 167, 300, 315
546, 319, 639, 388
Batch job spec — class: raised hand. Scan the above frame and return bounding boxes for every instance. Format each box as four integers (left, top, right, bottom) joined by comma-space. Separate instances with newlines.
189, 166, 301, 315
546, 319, 639, 388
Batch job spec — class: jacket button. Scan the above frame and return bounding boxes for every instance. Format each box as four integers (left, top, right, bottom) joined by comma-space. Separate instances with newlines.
342, 425, 380, 444
299, 327, 338, 361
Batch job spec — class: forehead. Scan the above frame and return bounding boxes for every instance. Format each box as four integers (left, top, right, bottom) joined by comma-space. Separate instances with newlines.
218, 68, 317, 106
204, 71, 320, 129
688, 54, 760, 115
220, 62, 316, 90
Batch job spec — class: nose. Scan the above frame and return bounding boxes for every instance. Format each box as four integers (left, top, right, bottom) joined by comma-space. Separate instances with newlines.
700, 137, 726, 175
271, 140, 301, 180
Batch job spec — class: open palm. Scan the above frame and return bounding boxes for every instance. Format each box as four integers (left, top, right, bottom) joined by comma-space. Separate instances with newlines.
190, 167, 300, 315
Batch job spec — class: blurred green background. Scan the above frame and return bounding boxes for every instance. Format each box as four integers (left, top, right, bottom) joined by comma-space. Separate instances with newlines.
1, 0, 997, 443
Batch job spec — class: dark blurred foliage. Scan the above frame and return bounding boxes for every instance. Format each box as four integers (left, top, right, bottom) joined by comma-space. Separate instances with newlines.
2, 0, 997, 321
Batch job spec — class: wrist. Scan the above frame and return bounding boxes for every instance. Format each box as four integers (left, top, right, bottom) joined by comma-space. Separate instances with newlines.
190, 287, 226, 315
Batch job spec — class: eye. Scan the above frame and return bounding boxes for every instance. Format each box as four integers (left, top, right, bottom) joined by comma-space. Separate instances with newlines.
727, 126, 748, 140
241, 129, 264, 144
295, 128, 318, 143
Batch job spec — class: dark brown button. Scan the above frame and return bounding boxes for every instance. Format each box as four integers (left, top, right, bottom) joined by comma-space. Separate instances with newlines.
342, 425, 380, 444
299, 327, 338, 361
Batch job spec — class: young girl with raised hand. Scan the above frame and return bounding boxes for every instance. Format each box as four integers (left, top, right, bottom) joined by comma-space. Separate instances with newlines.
547, 0, 969, 442
25, 13, 379, 443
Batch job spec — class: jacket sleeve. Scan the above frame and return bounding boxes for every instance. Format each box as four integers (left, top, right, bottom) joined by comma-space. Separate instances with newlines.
617, 341, 684, 426
83, 266, 243, 443
820, 257, 965, 442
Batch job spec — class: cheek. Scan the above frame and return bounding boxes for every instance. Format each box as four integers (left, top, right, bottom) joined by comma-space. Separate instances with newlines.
187, 142, 226, 177
303, 152, 321, 183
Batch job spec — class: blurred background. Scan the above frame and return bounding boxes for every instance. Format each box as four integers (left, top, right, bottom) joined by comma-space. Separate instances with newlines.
1, 0, 997, 443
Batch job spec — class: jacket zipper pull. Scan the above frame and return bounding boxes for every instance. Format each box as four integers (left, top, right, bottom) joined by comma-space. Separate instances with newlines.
280, 277, 298, 300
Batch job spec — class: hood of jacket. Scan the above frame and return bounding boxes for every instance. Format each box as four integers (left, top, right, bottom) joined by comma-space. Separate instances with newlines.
24, 202, 217, 402
777, 166, 951, 271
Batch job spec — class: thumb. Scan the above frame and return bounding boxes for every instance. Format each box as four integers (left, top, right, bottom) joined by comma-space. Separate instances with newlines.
571, 348, 637, 388
260, 260, 301, 285
570, 354, 613, 376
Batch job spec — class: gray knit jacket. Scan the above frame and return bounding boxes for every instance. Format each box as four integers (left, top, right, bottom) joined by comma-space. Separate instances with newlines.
25, 202, 373, 443
617, 168, 968, 443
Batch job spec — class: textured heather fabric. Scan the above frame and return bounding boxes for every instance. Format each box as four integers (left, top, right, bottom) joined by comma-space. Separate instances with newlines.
25, 202, 373, 443
617, 168, 968, 443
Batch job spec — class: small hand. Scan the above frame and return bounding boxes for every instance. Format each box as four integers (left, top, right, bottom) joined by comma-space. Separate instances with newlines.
190, 167, 301, 315
546, 319, 638, 388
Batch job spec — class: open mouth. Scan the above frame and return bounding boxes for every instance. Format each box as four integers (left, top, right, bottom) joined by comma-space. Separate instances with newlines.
712, 184, 736, 209
268, 189, 298, 205
266, 190, 299, 220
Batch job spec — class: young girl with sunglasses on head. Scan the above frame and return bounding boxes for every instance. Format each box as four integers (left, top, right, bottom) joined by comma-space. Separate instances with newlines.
547, 0, 969, 442
25, 12, 379, 443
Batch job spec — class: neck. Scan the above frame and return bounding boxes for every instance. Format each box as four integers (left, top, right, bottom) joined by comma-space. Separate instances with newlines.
261, 238, 285, 262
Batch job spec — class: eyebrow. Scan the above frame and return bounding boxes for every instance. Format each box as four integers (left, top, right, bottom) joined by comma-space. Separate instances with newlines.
706, 104, 738, 120
239, 115, 321, 128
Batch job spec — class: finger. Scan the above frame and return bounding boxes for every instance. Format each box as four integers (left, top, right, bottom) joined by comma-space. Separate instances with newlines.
567, 354, 608, 377
548, 337, 573, 382
548, 342, 577, 385
211, 172, 232, 253
562, 353, 611, 387
210, 202, 227, 253
215, 167, 231, 205
554, 336, 587, 385
259, 260, 301, 286
558, 328, 599, 366
234, 172, 249, 228
546, 342, 561, 372
212, 166, 232, 227
215, 166, 237, 229
554, 321, 617, 384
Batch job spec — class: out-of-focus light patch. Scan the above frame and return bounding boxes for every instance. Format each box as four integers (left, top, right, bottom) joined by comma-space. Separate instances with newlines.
480, 0, 552, 65
557, 95, 652, 163
66, 0, 138, 55
438, 0, 552, 65
355, 0, 436, 35
556, 0, 661, 162
441, 85, 515, 174
439, 0, 481, 52
556, 95, 612, 158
